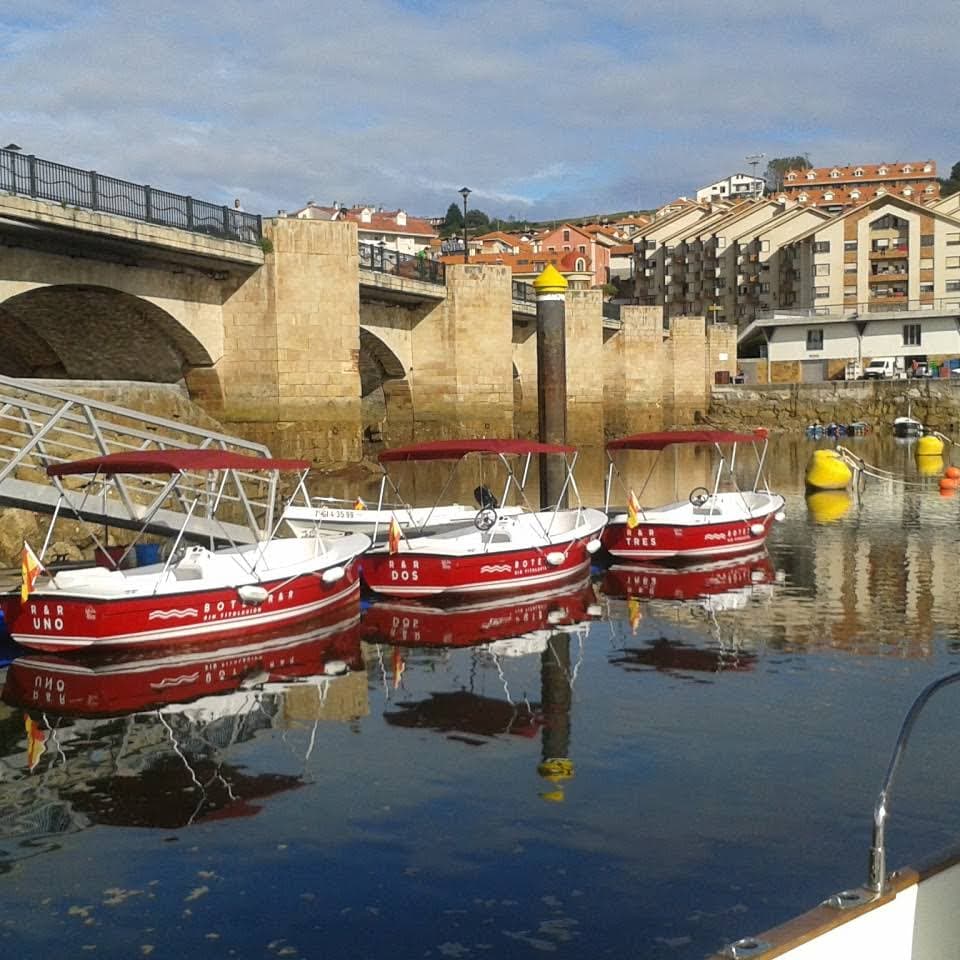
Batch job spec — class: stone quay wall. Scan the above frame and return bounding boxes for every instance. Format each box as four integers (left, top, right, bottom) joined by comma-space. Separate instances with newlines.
707, 380, 960, 433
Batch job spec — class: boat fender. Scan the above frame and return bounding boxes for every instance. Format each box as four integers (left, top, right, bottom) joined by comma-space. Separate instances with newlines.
545, 551, 565, 566
547, 607, 569, 625
586, 603, 604, 618
238, 584, 269, 605
749, 523, 765, 536
323, 660, 348, 676
585, 538, 602, 554
750, 570, 765, 583
321, 565, 346, 584
774, 511, 786, 522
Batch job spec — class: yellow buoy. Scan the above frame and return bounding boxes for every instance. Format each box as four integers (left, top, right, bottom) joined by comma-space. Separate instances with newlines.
916, 434, 945, 457
806, 490, 853, 523
915, 454, 945, 477
805, 449, 853, 490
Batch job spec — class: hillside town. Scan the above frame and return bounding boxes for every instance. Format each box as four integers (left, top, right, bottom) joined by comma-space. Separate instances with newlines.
293, 158, 960, 384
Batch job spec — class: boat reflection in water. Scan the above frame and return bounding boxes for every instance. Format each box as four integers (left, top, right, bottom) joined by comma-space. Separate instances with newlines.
0, 609, 365, 835
601, 551, 778, 676
364, 580, 598, 799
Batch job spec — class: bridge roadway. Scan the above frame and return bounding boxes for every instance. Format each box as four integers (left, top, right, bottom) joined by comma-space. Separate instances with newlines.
0, 193, 737, 461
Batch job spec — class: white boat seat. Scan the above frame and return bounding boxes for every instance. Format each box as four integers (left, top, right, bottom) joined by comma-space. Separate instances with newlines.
173, 546, 211, 581
52, 566, 128, 595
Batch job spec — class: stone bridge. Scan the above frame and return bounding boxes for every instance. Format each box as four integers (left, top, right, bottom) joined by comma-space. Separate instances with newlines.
0, 193, 738, 460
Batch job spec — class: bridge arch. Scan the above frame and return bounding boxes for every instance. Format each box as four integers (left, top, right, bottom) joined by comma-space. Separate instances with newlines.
0, 284, 217, 383
358, 327, 413, 447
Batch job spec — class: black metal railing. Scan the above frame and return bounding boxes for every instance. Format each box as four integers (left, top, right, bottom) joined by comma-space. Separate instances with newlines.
0, 147, 262, 245
358, 242, 445, 285
512, 280, 535, 303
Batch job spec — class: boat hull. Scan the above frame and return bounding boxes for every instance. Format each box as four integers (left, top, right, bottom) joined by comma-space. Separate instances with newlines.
9, 564, 361, 653
3, 608, 363, 718
362, 545, 592, 598
601, 497, 783, 561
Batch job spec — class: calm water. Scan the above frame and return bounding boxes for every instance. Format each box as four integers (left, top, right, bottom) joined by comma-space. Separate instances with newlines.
4, 433, 960, 960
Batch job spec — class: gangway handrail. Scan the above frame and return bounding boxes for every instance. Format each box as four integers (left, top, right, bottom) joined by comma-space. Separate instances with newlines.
868, 669, 960, 893
0, 376, 283, 545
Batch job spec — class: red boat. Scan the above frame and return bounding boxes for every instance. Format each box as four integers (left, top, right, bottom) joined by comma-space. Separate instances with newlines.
361, 439, 607, 599
602, 550, 776, 604
3, 608, 362, 718
601, 430, 785, 561
8, 449, 370, 653
361, 577, 598, 649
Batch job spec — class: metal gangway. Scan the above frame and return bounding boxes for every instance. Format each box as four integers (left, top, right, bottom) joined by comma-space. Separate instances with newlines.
0, 375, 280, 546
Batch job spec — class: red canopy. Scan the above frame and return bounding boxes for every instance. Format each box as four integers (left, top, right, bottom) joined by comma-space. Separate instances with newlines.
606, 429, 768, 452
379, 438, 575, 463
47, 449, 310, 477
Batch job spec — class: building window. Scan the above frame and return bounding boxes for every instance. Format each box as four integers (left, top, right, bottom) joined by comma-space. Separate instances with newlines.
903, 165, 913, 173
851, 190, 861, 200
925, 185, 935, 194
844, 263, 857, 273
854, 168, 864, 177
806, 171, 816, 180
924, 163, 933, 172
578, 244, 586, 253
575, 258, 586, 271
844, 285, 857, 295
878, 166, 888, 175
798, 193, 808, 202
806, 328, 824, 349
844, 241, 858, 251
815, 263, 830, 276
921, 234, 935, 247
903, 323, 922, 345
903, 187, 913, 196
830, 170, 840, 178
814, 286, 830, 299
947, 280, 960, 292
921, 258, 934, 269
920, 282, 934, 293
813, 241, 831, 254
947, 233, 960, 246
946, 257, 960, 268
563, 230, 570, 241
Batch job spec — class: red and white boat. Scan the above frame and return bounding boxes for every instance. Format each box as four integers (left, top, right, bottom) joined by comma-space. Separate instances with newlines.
9, 449, 370, 653
601, 430, 785, 562
360, 439, 607, 598
3, 607, 362, 718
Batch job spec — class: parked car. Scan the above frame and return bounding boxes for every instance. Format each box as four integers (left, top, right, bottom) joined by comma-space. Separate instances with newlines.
863, 357, 906, 380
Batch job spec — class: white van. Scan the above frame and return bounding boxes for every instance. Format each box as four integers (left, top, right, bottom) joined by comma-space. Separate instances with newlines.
863, 357, 906, 380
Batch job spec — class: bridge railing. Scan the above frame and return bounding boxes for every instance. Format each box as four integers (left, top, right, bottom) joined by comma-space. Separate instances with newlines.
358, 242, 446, 286
0, 147, 262, 245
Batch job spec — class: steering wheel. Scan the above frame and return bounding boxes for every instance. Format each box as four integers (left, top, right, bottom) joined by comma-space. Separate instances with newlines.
474, 507, 498, 531
689, 487, 710, 507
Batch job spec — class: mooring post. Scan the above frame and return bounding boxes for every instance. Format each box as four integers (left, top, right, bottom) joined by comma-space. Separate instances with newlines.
537, 633, 574, 802
534, 264, 569, 508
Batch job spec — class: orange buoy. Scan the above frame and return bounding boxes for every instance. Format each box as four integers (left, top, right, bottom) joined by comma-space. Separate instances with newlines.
940, 487, 956, 498
940, 476, 959, 490
945, 466, 960, 479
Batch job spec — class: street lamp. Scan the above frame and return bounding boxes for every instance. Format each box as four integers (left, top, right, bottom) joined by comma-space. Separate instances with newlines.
459, 186, 471, 263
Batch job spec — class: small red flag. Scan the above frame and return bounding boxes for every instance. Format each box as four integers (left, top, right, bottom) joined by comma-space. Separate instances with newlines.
388, 517, 402, 554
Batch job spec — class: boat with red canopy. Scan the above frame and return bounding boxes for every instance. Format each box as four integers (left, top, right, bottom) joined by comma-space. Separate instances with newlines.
8, 449, 370, 653
361, 439, 607, 598
601, 429, 784, 562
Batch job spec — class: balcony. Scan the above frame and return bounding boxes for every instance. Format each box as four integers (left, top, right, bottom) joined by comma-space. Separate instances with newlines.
869, 271, 908, 283
870, 245, 909, 259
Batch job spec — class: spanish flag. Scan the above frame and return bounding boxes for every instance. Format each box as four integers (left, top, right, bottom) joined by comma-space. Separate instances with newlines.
626, 490, 641, 530
388, 516, 402, 555
25, 714, 46, 772
353, 497, 366, 510
21, 541, 43, 603
627, 597, 642, 634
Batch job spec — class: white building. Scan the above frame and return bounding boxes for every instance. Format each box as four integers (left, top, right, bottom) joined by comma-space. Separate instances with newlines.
696, 173, 766, 203
290, 201, 437, 255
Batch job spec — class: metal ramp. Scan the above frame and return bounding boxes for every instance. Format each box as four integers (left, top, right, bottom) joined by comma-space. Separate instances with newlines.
0, 376, 279, 546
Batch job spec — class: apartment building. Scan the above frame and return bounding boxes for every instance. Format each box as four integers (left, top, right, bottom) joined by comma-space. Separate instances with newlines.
777, 162, 940, 213
292, 201, 437, 254
737, 195, 960, 378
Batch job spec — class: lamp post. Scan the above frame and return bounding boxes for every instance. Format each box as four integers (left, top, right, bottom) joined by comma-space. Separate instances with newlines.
459, 186, 471, 263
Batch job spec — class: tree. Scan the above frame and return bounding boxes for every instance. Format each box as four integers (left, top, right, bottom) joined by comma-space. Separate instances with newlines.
441, 202, 464, 236
764, 155, 812, 191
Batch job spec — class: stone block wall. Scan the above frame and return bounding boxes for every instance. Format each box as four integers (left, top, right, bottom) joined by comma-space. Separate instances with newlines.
604, 305, 666, 437
564, 290, 605, 443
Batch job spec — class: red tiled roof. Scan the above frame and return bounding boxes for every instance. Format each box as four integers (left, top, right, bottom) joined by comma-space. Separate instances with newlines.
782, 161, 937, 188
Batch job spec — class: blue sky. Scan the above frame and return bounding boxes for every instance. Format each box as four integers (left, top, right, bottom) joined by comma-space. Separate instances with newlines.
1, 0, 955, 221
